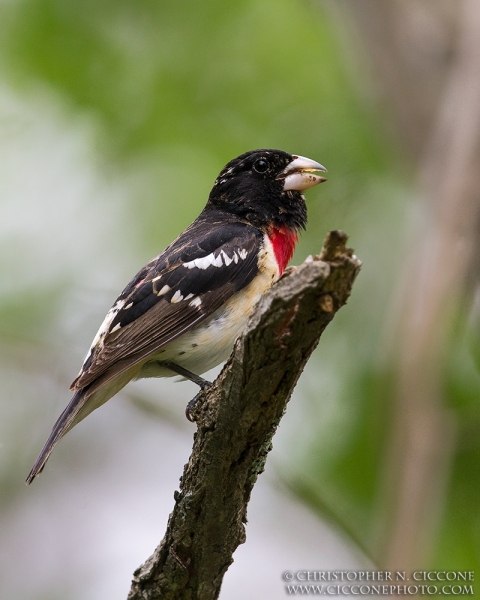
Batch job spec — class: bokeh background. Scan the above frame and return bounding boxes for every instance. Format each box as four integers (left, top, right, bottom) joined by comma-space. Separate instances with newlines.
1, 0, 479, 598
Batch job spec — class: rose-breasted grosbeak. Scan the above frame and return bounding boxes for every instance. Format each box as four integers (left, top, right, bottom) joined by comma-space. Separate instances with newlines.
26, 149, 326, 483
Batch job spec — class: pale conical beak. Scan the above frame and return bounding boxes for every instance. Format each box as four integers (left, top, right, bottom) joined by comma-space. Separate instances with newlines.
278, 155, 327, 191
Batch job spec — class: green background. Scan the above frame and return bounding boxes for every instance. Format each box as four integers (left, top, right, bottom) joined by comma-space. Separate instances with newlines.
0, 1, 478, 598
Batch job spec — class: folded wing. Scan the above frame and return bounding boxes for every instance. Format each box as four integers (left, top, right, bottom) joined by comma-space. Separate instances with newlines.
72, 214, 263, 393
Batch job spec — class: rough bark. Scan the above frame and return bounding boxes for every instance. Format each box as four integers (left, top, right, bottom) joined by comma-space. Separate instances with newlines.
128, 230, 361, 600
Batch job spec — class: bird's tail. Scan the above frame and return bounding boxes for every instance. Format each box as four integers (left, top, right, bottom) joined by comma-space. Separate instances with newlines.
26, 388, 90, 485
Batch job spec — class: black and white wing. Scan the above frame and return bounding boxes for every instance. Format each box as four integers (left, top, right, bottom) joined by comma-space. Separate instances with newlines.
71, 213, 263, 393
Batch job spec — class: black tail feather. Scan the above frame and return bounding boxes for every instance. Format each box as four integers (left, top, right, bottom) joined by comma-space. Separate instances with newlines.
26, 388, 88, 484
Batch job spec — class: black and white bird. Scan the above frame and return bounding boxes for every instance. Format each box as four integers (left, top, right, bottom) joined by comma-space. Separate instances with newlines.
26, 149, 326, 483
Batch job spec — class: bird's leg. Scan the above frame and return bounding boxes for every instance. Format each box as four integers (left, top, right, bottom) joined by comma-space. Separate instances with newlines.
161, 361, 212, 389
161, 362, 212, 422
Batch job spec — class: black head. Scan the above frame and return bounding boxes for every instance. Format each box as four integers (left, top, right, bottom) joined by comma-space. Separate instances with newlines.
207, 149, 326, 231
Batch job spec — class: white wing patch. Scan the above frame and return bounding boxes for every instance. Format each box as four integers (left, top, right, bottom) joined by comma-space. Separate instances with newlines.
81, 298, 125, 367
189, 297, 202, 308
171, 290, 183, 303
221, 250, 233, 266
156, 284, 171, 296
183, 249, 248, 270
183, 252, 222, 270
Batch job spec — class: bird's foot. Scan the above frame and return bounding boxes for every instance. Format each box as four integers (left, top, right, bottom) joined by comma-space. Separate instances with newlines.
160, 362, 212, 421
185, 381, 212, 422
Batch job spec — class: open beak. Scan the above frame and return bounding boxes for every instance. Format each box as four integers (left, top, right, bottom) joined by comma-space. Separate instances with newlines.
278, 155, 327, 191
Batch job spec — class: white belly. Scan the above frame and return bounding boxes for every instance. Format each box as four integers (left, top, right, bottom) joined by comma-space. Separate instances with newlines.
137, 236, 279, 379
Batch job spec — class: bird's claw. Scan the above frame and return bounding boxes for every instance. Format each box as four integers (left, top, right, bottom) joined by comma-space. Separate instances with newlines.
185, 381, 212, 422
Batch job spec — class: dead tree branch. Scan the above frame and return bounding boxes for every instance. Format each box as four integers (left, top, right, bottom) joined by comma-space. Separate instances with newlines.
128, 230, 361, 600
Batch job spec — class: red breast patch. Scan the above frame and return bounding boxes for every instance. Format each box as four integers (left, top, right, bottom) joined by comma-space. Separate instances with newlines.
268, 226, 298, 275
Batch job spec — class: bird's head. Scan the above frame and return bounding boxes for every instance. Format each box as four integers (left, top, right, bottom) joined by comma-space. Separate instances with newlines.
207, 149, 327, 232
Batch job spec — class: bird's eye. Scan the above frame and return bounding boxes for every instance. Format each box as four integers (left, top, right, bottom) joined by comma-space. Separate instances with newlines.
253, 158, 270, 174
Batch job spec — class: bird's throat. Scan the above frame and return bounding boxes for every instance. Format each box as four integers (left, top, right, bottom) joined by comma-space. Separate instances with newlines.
268, 226, 298, 275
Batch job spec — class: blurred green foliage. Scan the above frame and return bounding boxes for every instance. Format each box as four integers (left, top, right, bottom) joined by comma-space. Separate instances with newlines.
0, 0, 478, 593
3, 0, 389, 164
